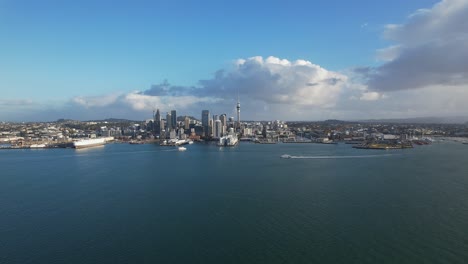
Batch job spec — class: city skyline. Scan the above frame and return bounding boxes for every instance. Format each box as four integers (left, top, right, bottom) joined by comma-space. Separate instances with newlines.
1, 0, 468, 122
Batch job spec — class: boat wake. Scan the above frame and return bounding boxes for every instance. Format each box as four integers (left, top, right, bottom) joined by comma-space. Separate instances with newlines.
281, 154, 395, 159
161, 149, 178, 152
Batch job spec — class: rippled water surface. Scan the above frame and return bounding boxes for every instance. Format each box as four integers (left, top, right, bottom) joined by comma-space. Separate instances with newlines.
1, 141, 467, 263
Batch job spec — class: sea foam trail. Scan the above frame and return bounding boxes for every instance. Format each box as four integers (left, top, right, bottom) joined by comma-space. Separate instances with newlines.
284, 154, 396, 159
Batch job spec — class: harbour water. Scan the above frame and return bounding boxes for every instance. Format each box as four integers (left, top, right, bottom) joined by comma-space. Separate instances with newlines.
1, 141, 467, 263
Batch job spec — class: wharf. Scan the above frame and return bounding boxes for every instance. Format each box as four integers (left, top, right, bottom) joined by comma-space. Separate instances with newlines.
0, 143, 70, 150
353, 142, 413, 150
255, 140, 277, 144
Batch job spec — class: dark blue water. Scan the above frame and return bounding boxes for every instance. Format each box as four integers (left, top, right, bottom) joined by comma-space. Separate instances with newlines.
1, 142, 468, 263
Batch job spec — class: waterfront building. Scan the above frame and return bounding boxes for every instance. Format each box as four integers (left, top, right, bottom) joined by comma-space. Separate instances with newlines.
169, 130, 176, 139
243, 127, 253, 136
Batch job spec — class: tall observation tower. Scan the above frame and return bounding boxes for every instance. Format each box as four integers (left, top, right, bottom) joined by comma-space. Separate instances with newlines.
236, 96, 240, 130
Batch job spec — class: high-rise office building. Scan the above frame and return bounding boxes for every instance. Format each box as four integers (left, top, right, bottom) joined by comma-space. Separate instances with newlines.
166, 112, 172, 131
154, 109, 161, 135
212, 115, 219, 136
214, 120, 222, 138
171, 110, 177, 129
184, 116, 190, 130
202, 110, 210, 137
208, 119, 213, 137
220, 114, 227, 136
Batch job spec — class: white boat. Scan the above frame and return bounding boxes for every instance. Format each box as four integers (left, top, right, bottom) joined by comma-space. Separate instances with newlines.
73, 138, 106, 149
281, 154, 292, 159
163, 139, 191, 146
178, 146, 187, 151
30, 144, 47, 148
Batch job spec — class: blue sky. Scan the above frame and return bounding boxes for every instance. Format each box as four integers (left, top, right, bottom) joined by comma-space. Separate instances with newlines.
2, 0, 467, 121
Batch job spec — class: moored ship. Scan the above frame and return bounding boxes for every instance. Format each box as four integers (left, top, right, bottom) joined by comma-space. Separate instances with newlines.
30, 144, 47, 148
218, 134, 239, 147
73, 138, 108, 149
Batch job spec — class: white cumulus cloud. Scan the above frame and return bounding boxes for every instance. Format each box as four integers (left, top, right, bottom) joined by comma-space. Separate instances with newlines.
123, 92, 219, 111
200, 56, 348, 108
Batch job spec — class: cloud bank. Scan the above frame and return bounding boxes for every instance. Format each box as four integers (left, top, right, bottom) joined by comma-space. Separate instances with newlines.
199, 56, 347, 107
366, 0, 468, 91
36, 56, 352, 121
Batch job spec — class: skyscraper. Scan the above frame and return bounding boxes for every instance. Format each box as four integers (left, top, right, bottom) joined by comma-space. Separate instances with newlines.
202, 110, 210, 137
184, 116, 190, 130
171, 110, 177, 129
214, 120, 222, 138
208, 118, 213, 137
154, 109, 161, 135
166, 112, 172, 132
220, 114, 227, 136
